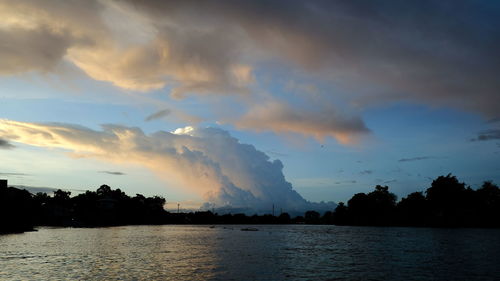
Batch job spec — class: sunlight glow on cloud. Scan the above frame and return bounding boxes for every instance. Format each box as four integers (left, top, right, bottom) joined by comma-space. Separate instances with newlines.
0, 119, 333, 212
235, 102, 369, 144
1, 0, 499, 142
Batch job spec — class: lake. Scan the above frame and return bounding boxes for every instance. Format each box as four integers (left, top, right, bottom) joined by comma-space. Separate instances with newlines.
1, 225, 500, 280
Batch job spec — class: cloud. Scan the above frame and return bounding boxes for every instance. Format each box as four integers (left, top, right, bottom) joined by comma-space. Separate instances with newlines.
360, 170, 373, 175
334, 180, 357, 185
99, 171, 125, 176
12, 185, 83, 195
0, 172, 29, 177
120, 0, 500, 117
1, 0, 499, 141
145, 109, 171, 122
0, 0, 254, 95
265, 150, 288, 158
0, 26, 76, 75
399, 156, 433, 162
376, 179, 397, 184
0, 138, 15, 149
471, 129, 500, 141
0, 119, 333, 212
235, 102, 369, 144
13, 185, 61, 195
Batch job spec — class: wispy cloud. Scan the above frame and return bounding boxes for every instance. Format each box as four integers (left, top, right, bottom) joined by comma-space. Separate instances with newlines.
471, 129, 500, 141
265, 150, 288, 158
334, 180, 357, 185
13, 185, 83, 195
376, 179, 397, 184
399, 156, 434, 162
0, 138, 15, 149
0, 172, 30, 177
99, 171, 125, 176
14, 185, 61, 194
360, 170, 373, 175
145, 109, 171, 122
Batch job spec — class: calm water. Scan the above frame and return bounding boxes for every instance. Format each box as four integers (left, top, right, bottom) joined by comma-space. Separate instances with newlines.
1, 225, 500, 280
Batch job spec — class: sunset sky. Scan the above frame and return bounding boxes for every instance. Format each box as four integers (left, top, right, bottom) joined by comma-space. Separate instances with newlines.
0, 0, 499, 212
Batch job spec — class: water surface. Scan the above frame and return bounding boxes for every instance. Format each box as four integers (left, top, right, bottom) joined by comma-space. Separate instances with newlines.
1, 225, 499, 280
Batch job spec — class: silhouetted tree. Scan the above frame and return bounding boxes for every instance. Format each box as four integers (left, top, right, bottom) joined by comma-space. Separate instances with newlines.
4, 174, 500, 232
475, 181, 500, 227
397, 192, 428, 226
345, 185, 397, 226
426, 174, 468, 226
96, 184, 112, 197
321, 211, 334, 224
278, 212, 291, 224
332, 202, 348, 225
305, 210, 321, 224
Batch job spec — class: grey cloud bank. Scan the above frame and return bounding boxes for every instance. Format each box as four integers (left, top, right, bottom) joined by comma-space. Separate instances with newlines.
1, 0, 499, 142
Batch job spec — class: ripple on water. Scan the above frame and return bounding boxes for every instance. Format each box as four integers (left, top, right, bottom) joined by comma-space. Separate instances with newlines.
1, 225, 500, 280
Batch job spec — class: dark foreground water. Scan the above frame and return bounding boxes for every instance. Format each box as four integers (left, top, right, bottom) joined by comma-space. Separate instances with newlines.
1, 225, 500, 280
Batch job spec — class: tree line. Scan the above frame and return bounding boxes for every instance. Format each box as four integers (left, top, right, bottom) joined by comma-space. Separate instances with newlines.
0, 183, 304, 233
1, 174, 499, 234
330, 174, 500, 227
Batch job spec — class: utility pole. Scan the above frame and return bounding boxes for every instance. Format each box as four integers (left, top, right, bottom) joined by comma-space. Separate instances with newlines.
272, 204, 275, 216
177, 203, 180, 213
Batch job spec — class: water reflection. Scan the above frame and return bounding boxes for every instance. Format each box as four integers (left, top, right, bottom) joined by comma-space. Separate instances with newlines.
1, 225, 500, 280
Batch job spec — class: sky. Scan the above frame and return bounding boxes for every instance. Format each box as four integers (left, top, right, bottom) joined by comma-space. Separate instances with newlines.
0, 0, 499, 213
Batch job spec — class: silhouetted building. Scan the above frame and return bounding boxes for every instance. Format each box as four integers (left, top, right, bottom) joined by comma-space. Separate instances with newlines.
0, 179, 7, 189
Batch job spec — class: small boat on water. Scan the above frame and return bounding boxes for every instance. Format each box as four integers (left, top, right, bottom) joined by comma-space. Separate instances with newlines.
240, 227, 258, 231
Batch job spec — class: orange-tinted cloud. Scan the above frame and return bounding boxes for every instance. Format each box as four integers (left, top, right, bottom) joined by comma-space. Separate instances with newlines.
0, 119, 334, 212
1, 0, 499, 141
235, 102, 369, 144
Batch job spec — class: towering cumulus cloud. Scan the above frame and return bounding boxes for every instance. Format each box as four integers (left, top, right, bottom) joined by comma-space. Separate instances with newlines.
0, 120, 333, 213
